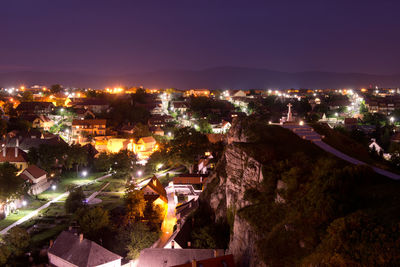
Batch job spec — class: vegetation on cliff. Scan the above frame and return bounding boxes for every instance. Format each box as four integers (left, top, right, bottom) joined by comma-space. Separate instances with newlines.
205, 117, 400, 266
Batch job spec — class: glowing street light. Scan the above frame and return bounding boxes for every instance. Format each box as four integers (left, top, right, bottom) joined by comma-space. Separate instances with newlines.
168, 132, 172, 137
81, 170, 88, 177
334, 112, 338, 117
60, 108, 64, 112
137, 170, 143, 177
52, 185, 57, 191
22, 200, 27, 207
390, 117, 395, 123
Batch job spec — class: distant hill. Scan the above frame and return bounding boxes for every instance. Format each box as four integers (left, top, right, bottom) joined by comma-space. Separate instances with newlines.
1, 67, 400, 89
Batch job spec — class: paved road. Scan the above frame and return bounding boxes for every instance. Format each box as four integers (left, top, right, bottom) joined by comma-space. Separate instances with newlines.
0, 173, 112, 235
154, 186, 177, 248
283, 124, 400, 180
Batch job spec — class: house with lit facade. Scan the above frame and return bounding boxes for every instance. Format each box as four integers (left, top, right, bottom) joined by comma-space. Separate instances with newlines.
72, 119, 106, 144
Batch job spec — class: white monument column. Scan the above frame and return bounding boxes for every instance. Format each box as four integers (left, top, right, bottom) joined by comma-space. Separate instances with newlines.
287, 103, 293, 122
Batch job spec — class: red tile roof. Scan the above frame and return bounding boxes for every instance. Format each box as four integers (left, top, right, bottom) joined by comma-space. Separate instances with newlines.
23, 165, 47, 179
0, 147, 28, 163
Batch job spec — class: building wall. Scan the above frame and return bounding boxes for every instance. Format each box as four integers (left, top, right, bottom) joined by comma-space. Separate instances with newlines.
48, 253, 121, 267
96, 259, 122, 267
10, 161, 28, 171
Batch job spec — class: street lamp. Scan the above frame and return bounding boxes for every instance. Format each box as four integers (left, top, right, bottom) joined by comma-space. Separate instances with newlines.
390, 117, 395, 123
168, 132, 172, 137
81, 170, 88, 177
22, 200, 27, 207
52, 185, 57, 191
137, 170, 143, 177
335, 112, 338, 117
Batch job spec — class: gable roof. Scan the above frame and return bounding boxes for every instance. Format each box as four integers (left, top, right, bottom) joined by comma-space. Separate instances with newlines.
141, 176, 167, 203
23, 165, 47, 179
72, 119, 106, 126
16, 101, 54, 111
48, 231, 121, 267
18, 136, 67, 151
138, 136, 156, 144
0, 147, 28, 163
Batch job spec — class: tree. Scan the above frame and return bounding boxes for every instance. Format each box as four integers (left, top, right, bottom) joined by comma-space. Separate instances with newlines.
3, 102, 16, 116
144, 201, 164, 231
198, 119, 212, 133
168, 127, 210, 173
75, 206, 110, 240
133, 123, 151, 139
111, 150, 136, 180
124, 183, 146, 224
94, 152, 112, 172
21, 91, 33, 101
4, 226, 30, 257
360, 101, 369, 114
0, 163, 26, 203
0, 119, 7, 137
0, 244, 10, 265
65, 187, 86, 213
65, 144, 88, 172
50, 84, 62, 94
126, 222, 160, 259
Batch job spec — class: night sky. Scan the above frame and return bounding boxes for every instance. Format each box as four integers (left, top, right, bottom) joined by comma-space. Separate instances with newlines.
2, 0, 400, 75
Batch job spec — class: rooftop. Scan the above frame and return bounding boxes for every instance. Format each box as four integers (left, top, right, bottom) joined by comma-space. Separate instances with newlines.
48, 231, 122, 267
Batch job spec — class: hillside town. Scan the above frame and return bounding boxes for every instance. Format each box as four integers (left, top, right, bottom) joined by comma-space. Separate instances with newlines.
0, 84, 400, 266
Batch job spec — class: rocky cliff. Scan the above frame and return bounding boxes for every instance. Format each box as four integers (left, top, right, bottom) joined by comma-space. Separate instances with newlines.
202, 119, 269, 267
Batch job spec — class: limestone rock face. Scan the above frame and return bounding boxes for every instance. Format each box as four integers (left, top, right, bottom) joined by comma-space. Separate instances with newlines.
228, 215, 267, 267
226, 118, 250, 144
205, 143, 265, 267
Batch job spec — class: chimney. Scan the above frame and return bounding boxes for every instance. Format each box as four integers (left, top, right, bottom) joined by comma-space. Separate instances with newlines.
49, 240, 54, 248
79, 233, 84, 243
191, 259, 197, 267
171, 240, 175, 249
214, 249, 218, 258
187, 241, 191, 248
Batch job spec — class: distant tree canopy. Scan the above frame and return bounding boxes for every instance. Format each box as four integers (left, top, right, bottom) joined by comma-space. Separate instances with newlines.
100, 91, 153, 128
20, 91, 33, 101
28, 143, 88, 172
187, 96, 234, 118
50, 84, 62, 94
0, 163, 26, 203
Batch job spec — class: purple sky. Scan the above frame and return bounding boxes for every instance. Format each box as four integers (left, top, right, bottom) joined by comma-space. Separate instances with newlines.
1, 0, 400, 75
